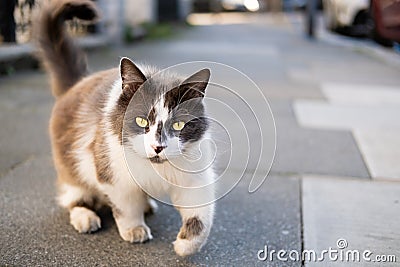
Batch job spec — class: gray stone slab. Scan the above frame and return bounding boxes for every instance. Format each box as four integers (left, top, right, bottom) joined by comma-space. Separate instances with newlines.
293, 82, 400, 180
353, 129, 400, 181
302, 176, 400, 266
294, 100, 400, 131
270, 101, 370, 178
322, 83, 400, 106
0, 156, 301, 266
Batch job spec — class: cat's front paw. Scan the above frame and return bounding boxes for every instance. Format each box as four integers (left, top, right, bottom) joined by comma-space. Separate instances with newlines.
119, 225, 153, 243
70, 207, 101, 233
173, 237, 203, 257
173, 216, 207, 256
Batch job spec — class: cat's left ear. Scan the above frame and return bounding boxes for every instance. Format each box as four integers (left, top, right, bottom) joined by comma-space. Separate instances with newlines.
119, 57, 146, 91
180, 69, 211, 99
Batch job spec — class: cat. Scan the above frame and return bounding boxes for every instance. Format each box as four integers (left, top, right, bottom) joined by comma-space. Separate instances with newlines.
34, 0, 215, 257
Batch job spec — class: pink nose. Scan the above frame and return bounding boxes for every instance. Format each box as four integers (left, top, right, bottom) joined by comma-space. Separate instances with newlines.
151, 145, 166, 154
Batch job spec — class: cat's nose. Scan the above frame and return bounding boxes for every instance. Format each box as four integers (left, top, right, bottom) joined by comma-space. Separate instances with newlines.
151, 145, 166, 154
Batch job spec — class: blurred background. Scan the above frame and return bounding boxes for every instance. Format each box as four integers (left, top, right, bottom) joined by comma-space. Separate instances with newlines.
1, 0, 400, 266
1, 0, 400, 72
1, 0, 399, 46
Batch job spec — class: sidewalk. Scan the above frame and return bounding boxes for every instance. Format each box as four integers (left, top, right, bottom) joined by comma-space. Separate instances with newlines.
1, 12, 399, 266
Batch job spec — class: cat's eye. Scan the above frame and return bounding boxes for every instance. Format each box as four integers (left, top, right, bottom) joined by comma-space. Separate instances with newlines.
135, 117, 148, 128
172, 121, 185, 131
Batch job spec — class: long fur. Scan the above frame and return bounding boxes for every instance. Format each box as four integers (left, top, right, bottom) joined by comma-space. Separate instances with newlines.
34, 0, 215, 257
34, 0, 98, 97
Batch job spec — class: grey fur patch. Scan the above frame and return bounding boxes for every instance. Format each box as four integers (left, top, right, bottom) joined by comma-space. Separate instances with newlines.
178, 216, 204, 240
164, 87, 209, 143
163, 69, 210, 143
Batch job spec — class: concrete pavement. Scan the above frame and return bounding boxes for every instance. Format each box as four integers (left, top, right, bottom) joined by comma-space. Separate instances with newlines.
1, 12, 400, 266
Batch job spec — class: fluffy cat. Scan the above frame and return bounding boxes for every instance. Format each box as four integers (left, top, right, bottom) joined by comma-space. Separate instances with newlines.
34, 0, 215, 256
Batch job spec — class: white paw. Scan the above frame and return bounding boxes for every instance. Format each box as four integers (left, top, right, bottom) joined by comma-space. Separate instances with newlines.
70, 207, 101, 233
119, 225, 153, 243
173, 237, 203, 257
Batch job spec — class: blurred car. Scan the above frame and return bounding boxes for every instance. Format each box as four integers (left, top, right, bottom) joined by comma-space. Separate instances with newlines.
192, 0, 260, 12
323, 0, 370, 35
220, 0, 260, 11
370, 0, 400, 45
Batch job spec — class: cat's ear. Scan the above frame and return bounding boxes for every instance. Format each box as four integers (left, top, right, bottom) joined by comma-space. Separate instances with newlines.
119, 57, 146, 91
180, 69, 211, 99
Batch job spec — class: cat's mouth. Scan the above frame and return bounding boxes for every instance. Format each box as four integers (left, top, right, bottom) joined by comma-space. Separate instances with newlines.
149, 155, 167, 164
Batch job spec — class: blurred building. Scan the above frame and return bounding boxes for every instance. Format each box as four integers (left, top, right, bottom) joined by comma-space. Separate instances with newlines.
125, 0, 157, 25
0, 0, 194, 45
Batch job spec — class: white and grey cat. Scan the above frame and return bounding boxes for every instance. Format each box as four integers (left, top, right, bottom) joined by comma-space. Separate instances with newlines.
35, 0, 215, 256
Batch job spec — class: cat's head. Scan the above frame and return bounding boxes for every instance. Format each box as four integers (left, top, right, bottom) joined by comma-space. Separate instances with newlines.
113, 58, 210, 163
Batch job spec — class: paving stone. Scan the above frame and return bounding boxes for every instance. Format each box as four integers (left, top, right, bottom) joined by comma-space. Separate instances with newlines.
302, 176, 400, 266
270, 101, 370, 178
293, 83, 400, 180
294, 100, 400, 131
322, 83, 400, 106
353, 129, 400, 180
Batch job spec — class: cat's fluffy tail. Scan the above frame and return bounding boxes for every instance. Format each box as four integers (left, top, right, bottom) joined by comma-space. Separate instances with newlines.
34, 0, 98, 97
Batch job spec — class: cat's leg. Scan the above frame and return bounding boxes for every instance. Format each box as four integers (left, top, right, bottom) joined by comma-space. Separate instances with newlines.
173, 202, 215, 257
102, 184, 152, 243
170, 167, 216, 256
144, 196, 158, 215
58, 182, 102, 233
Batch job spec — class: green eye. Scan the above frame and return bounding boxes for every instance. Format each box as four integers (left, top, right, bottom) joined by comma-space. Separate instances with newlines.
172, 121, 185, 131
135, 117, 148, 128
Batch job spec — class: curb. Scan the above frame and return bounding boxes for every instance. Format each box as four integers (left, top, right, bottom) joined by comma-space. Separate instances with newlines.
318, 30, 400, 70
286, 12, 400, 70
0, 35, 110, 75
